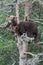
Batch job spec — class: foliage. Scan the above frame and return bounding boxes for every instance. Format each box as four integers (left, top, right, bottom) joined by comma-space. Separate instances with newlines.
0, 0, 43, 65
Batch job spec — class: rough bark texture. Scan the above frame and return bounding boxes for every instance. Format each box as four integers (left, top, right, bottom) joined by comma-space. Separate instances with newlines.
16, 0, 20, 23
24, 1, 30, 21
14, 33, 28, 65
19, 41, 28, 65
15, 33, 34, 65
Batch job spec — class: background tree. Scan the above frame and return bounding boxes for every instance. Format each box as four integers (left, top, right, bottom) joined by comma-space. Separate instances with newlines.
0, 0, 43, 65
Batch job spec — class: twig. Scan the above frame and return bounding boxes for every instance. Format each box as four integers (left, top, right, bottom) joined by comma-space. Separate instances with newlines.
24, 52, 36, 56
0, 22, 11, 29
32, 0, 43, 7
37, 42, 43, 45
24, 52, 43, 56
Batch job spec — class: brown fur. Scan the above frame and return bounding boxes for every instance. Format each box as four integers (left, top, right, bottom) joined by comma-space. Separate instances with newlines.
14, 20, 38, 43
8, 15, 38, 43
8, 15, 17, 27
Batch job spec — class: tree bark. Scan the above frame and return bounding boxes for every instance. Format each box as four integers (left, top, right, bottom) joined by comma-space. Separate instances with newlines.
24, 1, 30, 21
19, 41, 28, 65
15, 33, 34, 65
15, 34, 28, 65
16, 0, 20, 23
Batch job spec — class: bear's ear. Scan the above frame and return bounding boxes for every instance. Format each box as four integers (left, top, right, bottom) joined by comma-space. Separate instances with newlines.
13, 16, 17, 21
7, 15, 14, 21
25, 16, 29, 21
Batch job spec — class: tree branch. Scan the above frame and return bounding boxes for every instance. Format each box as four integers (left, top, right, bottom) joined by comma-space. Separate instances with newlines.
32, 0, 43, 8
0, 22, 11, 29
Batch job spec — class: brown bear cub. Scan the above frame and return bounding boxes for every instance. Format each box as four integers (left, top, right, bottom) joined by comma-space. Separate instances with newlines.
8, 15, 38, 43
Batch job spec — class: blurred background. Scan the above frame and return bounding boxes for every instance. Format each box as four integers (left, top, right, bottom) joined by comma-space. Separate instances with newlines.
0, 0, 43, 65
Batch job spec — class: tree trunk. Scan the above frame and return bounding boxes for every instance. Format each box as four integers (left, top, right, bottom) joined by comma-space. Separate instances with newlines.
15, 33, 34, 65
15, 35, 28, 65
19, 41, 28, 65
16, 0, 20, 23
24, 1, 30, 21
